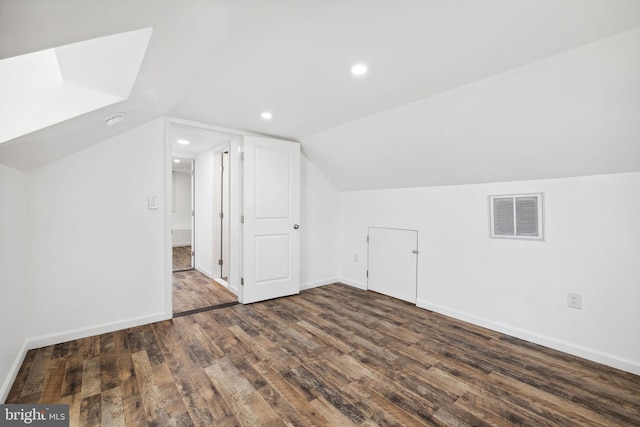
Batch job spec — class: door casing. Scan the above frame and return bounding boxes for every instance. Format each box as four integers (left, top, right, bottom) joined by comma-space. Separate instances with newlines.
164, 117, 301, 317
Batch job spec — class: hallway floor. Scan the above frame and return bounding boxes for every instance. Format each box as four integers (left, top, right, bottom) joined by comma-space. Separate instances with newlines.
172, 246, 192, 271
173, 269, 236, 315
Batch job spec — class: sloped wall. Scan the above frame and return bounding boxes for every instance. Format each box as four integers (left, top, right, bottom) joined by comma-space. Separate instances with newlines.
338, 172, 640, 374
302, 27, 640, 192
0, 165, 28, 402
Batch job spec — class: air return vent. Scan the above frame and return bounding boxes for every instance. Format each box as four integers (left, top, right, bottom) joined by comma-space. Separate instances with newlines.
489, 193, 544, 240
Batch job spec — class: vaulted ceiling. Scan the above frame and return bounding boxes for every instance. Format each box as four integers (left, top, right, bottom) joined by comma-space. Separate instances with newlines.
1, 0, 639, 189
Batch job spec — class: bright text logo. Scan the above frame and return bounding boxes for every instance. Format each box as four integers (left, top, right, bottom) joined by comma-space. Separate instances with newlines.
0, 405, 68, 426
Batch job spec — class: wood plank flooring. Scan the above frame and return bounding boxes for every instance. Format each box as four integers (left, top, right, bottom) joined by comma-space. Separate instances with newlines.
7, 283, 640, 426
173, 269, 237, 315
173, 246, 192, 271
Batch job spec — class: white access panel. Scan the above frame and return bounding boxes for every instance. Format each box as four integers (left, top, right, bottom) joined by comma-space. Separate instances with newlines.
367, 227, 418, 304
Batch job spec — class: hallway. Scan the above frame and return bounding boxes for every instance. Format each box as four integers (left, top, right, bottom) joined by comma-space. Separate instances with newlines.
173, 269, 236, 315
172, 246, 192, 271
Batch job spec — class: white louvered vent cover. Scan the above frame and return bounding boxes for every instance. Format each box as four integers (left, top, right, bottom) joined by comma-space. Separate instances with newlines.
489, 193, 544, 240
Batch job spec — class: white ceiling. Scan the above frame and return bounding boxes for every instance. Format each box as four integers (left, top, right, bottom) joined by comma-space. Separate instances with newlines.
1, 1, 639, 190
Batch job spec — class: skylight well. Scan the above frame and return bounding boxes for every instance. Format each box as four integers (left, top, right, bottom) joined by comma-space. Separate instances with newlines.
0, 27, 152, 144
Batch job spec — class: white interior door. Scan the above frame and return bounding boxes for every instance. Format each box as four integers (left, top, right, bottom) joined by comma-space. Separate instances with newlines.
368, 227, 418, 303
241, 136, 300, 304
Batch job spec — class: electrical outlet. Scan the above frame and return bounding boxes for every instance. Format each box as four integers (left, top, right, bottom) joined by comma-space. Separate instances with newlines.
567, 292, 582, 309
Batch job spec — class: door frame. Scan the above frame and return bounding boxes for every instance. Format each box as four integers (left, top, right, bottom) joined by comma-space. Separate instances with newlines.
218, 150, 230, 282
163, 117, 265, 319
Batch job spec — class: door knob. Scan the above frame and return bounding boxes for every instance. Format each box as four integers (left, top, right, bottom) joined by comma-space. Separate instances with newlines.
293, 224, 300, 229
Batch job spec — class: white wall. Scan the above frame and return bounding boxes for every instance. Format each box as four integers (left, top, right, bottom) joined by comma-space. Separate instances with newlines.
301, 27, 640, 192
339, 172, 640, 374
172, 170, 192, 246
194, 149, 216, 278
26, 118, 167, 343
299, 153, 340, 289
0, 165, 28, 402
0, 121, 342, 400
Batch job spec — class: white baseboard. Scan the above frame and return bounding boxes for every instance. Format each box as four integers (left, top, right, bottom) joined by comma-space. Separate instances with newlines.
172, 243, 191, 247
196, 266, 214, 279
1, 341, 28, 403
3, 311, 164, 402
417, 299, 640, 376
26, 312, 167, 351
300, 278, 339, 291
337, 278, 367, 290
228, 282, 238, 296
215, 278, 229, 288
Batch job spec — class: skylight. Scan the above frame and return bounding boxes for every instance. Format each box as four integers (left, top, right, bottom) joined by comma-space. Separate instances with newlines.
0, 27, 152, 144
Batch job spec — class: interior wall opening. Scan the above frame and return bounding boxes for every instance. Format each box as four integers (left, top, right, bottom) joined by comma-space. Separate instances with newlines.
169, 123, 238, 316
217, 150, 230, 284
171, 158, 194, 271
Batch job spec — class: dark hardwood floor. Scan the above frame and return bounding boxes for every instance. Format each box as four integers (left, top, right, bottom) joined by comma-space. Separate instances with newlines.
172, 246, 192, 271
7, 284, 640, 426
173, 269, 237, 315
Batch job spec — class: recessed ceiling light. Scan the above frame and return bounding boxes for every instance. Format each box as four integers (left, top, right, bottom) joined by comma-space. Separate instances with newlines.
177, 139, 189, 145
261, 112, 273, 120
351, 63, 368, 76
173, 159, 180, 163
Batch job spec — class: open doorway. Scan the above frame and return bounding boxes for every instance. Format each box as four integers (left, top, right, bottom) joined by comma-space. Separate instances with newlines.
170, 123, 238, 315
165, 122, 302, 313
217, 150, 230, 283
171, 158, 194, 271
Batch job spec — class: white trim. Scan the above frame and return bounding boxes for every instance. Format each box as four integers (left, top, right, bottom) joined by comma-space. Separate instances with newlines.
1, 341, 28, 403
214, 277, 229, 288
417, 299, 640, 376
164, 118, 174, 319
165, 116, 299, 142
196, 266, 214, 280
165, 117, 251, 315
166, 116, 257, 137
1, 312, 166, 401
300, 278, 339, 291
214, 278, 237, 296
228, 136, 243, 303
229, 283, 239, 296
338, 278, 367, 290
26, 312, 167, 351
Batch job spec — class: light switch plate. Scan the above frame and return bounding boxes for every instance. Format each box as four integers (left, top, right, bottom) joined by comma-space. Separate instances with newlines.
148, 196, 158, 209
